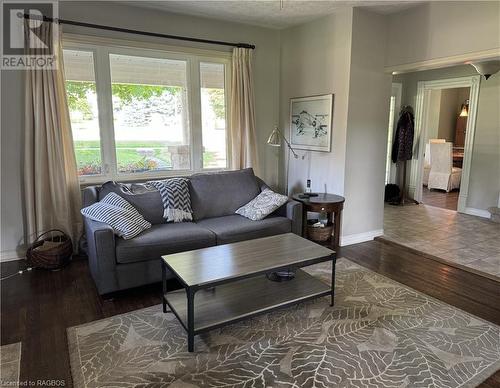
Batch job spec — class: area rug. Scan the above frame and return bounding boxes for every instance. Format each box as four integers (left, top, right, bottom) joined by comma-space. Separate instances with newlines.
67, 259, 500, 387
1, 342, 21, 388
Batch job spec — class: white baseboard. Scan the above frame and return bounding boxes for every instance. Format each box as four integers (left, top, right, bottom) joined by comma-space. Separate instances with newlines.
0, 249, 26, 262
340, 229, 384, 247
464, 207, 491, 219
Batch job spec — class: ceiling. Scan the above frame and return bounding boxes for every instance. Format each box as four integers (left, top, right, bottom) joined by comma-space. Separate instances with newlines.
125, 1, 423, 29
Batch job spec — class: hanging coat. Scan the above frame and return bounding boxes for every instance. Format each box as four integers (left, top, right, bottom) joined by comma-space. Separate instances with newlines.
391, 107, 415, 163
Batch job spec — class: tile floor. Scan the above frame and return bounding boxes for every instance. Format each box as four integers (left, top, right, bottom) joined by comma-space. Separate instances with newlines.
382, 204, 500, 281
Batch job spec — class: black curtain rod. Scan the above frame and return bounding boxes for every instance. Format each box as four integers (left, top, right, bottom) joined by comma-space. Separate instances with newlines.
22, 13, 256, 50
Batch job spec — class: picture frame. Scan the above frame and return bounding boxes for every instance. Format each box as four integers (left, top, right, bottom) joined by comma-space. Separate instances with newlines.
289, 94, 333, 152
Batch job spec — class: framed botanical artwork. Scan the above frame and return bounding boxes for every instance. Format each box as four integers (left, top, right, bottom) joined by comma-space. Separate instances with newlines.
289, 94, 333, 152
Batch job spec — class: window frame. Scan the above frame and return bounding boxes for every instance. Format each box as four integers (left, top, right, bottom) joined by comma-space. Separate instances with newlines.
63, 35, 231, 184
199, 60, 231, 171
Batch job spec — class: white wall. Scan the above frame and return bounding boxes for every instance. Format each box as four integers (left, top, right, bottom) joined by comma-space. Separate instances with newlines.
279, 9, 353, 196
0, 1, 281, 260
1, 71, 25, 261
280, 8, 392, 242
394, 66, 500, 212
386, 1, 500, 68
469, 74, 500, 210
342, 8, 392, 238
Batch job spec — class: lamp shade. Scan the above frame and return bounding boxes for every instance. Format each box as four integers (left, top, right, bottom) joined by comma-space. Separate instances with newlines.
267, 127, 281, 147
459, 103, 468, 117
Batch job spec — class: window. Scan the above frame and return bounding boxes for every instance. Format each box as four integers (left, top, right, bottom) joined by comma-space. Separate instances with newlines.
63, 42, 230, 182
63, 50, 102, 176
110, 54, 190, 173
200, 62, 227, 168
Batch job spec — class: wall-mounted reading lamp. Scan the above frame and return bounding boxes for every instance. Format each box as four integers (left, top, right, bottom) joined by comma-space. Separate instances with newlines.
267, 126, 300, 159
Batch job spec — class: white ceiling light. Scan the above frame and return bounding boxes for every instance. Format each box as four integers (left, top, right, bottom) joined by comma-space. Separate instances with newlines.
470, 60, 500, 80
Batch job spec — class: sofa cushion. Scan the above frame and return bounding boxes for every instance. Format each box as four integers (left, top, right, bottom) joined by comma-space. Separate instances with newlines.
115, 223, 216, 264
98, 181, 165, 225
81, 192, 152, 240
189, 168, 261, 221
196, 214, 291, 245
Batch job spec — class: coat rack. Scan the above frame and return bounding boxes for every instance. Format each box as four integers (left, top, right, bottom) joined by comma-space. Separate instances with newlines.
399, 161, 418, 205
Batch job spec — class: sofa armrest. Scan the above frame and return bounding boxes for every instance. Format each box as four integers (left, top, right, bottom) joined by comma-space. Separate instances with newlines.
84, 217, 116, 290
80, 187, 98, 255
275, 200, 303, 235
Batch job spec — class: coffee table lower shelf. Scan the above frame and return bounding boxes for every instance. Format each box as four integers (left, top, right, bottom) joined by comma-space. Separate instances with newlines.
163, 269, 331, 351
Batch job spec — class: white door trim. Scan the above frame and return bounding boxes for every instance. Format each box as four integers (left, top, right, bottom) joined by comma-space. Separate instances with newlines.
385, 47, 500, 74
385, 83, 402, 184
410, 75, 481, 213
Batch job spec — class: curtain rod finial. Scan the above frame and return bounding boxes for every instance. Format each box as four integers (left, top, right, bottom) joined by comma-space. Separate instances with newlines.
237, 43, 256, 49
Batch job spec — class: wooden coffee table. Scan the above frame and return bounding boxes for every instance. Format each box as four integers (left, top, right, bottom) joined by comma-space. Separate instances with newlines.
161, 233, 335, 352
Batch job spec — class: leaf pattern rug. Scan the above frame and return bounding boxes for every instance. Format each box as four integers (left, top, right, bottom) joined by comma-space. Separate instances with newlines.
68, 259, 500, 387
0, 342, 21, 388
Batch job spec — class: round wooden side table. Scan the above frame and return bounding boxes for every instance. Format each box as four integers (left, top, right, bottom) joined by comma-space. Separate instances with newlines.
292, 193, 345, 250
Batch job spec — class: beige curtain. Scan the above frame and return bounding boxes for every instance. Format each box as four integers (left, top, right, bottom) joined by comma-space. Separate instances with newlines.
230, 47, 259, 174
24, 22, 82, 249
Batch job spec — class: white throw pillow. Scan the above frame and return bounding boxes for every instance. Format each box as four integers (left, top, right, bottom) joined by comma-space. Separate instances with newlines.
81, 192, 151, 239
235, 189, 288, 221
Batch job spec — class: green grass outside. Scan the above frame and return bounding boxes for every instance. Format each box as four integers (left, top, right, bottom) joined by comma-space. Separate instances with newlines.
75, 140, 172, 172
74, 140, 217, 173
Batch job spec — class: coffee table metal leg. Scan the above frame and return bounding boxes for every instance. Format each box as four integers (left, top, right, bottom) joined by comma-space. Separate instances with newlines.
162, 261, 167, 313
330, 256, 336, 307
187, 287, 195, 352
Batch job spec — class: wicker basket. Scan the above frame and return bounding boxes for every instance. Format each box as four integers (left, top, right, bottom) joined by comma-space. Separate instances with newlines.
307, 224, 333, 242
26, 229, 73, 270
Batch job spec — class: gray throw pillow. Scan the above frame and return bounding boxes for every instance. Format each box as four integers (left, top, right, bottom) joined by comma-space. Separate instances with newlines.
98, 181, 164, 225
81, 192, 151, 239
235, 189, 288, 221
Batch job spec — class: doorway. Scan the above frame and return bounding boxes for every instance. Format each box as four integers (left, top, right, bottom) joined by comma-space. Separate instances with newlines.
418, 86, 470, 211
409, 76, 481, 213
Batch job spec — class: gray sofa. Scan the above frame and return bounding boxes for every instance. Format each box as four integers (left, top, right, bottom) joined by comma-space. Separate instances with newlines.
82, 168, 303, 295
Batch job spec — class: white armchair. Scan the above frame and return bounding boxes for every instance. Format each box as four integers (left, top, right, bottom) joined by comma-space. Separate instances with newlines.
428, 142, 462, 192
423, 139, 446, 186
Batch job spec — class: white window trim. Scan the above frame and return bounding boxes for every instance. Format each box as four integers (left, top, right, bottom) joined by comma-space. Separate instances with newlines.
63, 35, 232, 185
63, 33, 233, 59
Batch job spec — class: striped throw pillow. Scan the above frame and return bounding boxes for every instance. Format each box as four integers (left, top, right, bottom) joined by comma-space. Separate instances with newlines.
81, 192, 151, 239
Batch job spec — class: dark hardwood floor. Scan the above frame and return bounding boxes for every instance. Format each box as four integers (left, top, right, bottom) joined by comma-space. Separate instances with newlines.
422, 186, 459, 210
1, 240, 499, 387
